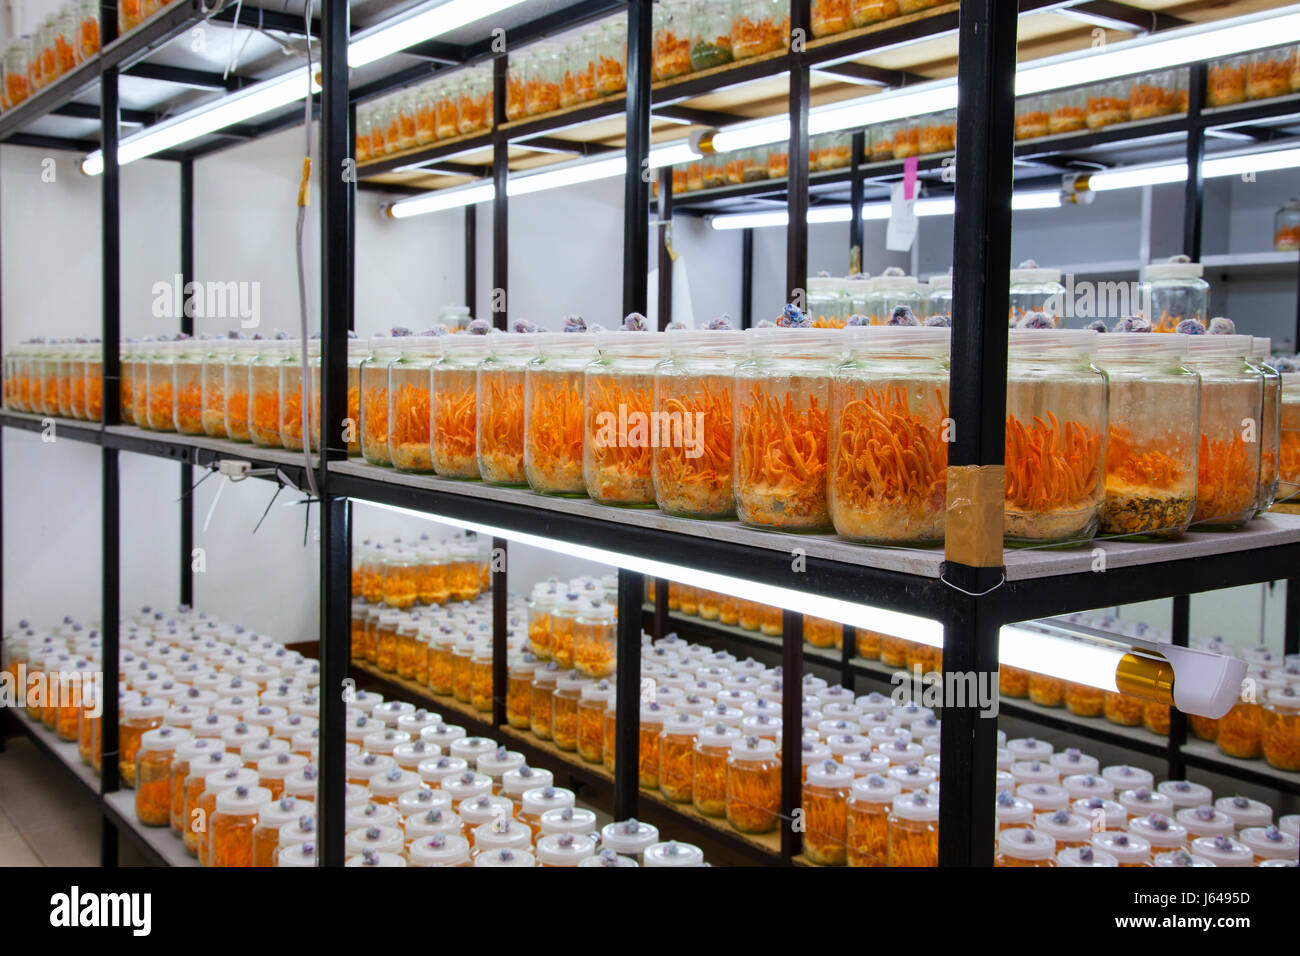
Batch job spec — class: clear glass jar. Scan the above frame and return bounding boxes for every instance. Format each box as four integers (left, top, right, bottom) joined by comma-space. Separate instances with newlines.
120, 695, 167, 787
1129, 69, 1180, 120
863, 270, 921, 325
583, 331, 665, 505
470, 644, 494, 714
829, 326, 950, 544
845, 773, 901, 867
653, 329, 745, 518
691, 0, 734, 71
868, 122, 895, 161
221, 341, 256, 441
506, 654, 535, 729
5, 37, 31, 107
530, 661, 560, 740
278, 340, 319, 451
550, 671, 582, 752
1015, 94, 1051, 140
1253, 339, 1281, 515
561, 31, 596, 108
1218, 676, 1285, 760
308, 337, 366, 457
525, 43, 562, 116
458, 66, 492, 134
731, 0, 787, 61
506, 52, 528, 121
525, 333, 598, 495
1207, 55, 1248, 107
200, 340, 233, 438
476, 334, 537, 485
918, 110, 955, 155
1247, 47, 1292, 101
1280, 373, 1300, 506
361, 335, 404, 466
891, 118, 919, 159
209, 784, 272, 868
434, 80, 459, 139
432, 335, 488, 478
248, 340, 289, 447
851, 0, 899, 26
528, 582, 558, 660
812, 0, 852, 37
995, 827, 1056, 867
135, 726, 188, 826
1275, 198, 1300, 252
800, 759, 853, 865
652, 0, 692, 81
142, 341, 175, 431
386, 335, 440, 473
1004, 329, 1106, 545
1184, 336, 1263, 530
1048, 87, 1087, 134
380, 99, 400, 154
1008, 263, 1064, 327
725, 735, 780, 833
573, 600, 616, 678
886, 789, 939, 866
425, 626, 456, 695
1085, 79, 1130, 129
1141, 256, 1210, 332
550, 590, 583, 669
734, 327, 842, 531
595, 19, 626, 95
1093, 333, 1199, 539
806, 278, 851, 329
1262, 686, 1300, 772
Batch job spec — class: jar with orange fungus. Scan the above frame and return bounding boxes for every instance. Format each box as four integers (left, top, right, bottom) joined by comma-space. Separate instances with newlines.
886, 788, 939, 867
197, 766, 258, 865
257, 751, 307, 800
172, 338, 206, 436
425, 625, 456, 696
360, 334, 404, 466
726, 735, 781, 834
1184, 335, 1264, 529
470, 642, 495, 714
995, 827, 1056, 867
1218, 674, 1285, 759
655, 712, 703, 804
251, 794, 304, 867
447, 542, 480, 601
1028, 673, 1066, 708
735, 600, 760, 632
432, 334, 489, 479
583, 329, 665, 505
1103, 691, 1144, 726
209, 783, 271, 868
802, 758, 854, 865
477, 332, 538, 486
528, 582, 558, 660
530, 661, 561, 740
119, 695, 166, 787
574, 599, 616, 679
506, 653, 536, 729
135, 726, 190, 827
602, 697, 618, 774
248, 339, 290, 446
278, 339, 319, 452
524, 331, 597, 495
387, 334, 441, 473
222, 340, 257, 441
548, 591, 582, 669
518, 785, 575, 841
758, 603, 782, 637
846, 773, 901, 867
169, 738, 222, 833
1262, 685, 1300, 772
639, 701, 669, 790
1065, 681, 1105, 717
577, 679, 614, 764
998, 665, 1030, 698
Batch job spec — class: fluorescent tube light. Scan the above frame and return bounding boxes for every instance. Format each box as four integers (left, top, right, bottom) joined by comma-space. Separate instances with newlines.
348, 0, 532, 69
1088, 146, 1300, 193
507, 156, 627, 197
386, 181, 495, 219
707, 190, 1058, 230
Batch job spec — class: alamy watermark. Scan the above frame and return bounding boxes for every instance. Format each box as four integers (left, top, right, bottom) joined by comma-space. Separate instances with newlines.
891, 665, 999, 718
1042, 274, 1152, 322
0, 664, 102, 716
151, 274, 261, 327
591, 403, 706, 459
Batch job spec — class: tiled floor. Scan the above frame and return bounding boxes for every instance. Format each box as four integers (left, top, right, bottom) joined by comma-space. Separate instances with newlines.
0, 736, 148, 866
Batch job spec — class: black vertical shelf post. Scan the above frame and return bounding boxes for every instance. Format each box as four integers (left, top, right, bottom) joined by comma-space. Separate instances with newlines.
614, 569, 643, 820
491, 538, 508, 728
849, 131, 865, 275
653, 577, 669, 641
656, 167, 673, 328
1167, 594, 1191, 780
741, 228, 754, 329
465, 204, 477, 317
493, 54, 509, 331
98, 0, 122, 868
780, 609, 803, 862
939, 0, 1017, 868
1183, 63, 1206, 261
785, 0, 810, 303
179, 158, 194, 608
319, 0, 353, 869
623, 0, 652, 318
1284, 578, 1299, 657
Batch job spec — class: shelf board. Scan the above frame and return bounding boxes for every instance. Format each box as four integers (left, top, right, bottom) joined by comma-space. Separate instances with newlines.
101, 791, 198, 867
103, 425, 318, 486
1180, 738, 1300, 796
0, 410, 104, 444
4, 709, 102, 794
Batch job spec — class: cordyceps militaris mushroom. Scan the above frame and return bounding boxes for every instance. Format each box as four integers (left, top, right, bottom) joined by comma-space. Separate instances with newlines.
1176, 317, 1207, 335
1208, 316, 1237, 335
1111, 315, 1151, 333
887, 305, 919, 326
1016, 310, 1055, 329
776, 303, 810, 328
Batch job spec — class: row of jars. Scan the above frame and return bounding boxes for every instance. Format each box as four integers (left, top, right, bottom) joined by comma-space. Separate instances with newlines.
1, 0, 100, 111
351, 537, 493, 610
1207, 45, 1300, 108
354, 325, 1289, 546
1013, 69, 1191, 142
357, 67, 494, 162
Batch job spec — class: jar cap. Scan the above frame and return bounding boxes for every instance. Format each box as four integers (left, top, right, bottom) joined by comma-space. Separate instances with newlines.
204, 765, 258, 793
890, 788, 939, 821
1093, 331, 1189, 357
535, 832, 597, 865
1057, 845, 1119, 867
807, 758, 854, 788
805, 276, 850, 294
642, 840, 705, 867
663, 328, 746, 354
539, 805, 598, 835
926, 271, 952, 292
1091, 830, 1151, 862
873, 272, 919, 293
215, 784, 273, 814
1184, 333, 1252, 357
1142, 256, 1203, 280
745, 326, 846, 351
1008, 327, 1098, 353
140, 726, 190, 750
409, 833, 471, 866
600, 818, 659, 852
998, 826, 1056, 860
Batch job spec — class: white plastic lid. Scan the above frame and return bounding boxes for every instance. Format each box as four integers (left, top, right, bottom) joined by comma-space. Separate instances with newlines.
539, 805, 598, 836
1101, 764, 1154, 791
1118, 787, 1174, 817
1156, 779, 1213, 808
473, 848, 536, 867
345, 850, 406, 867
1008, 328, 1098, 354
600, 818, 659, 853
1189, 834, 1253, 866
409, 833, 471, 866
997, 826, 1056, 861
1056, 845, 1119, 867
806, 758, 854, 789
1215, 794, 1271, 828
577, 849, 638, 867
139, 726, 190, 751
1142, 255, 1203, 280
994, 790, 1034, 825
642, 840, 705, 867
501, 765, 553, 797
1185, 333, 1252, 357
1091, 830, 1151, 863
1006, 737, 1054, 761
1062, 773, 1114, 800
1128, 812, 1190, 848
1017, 783, 1069, 812
1009, 265, 1063, 285
535, 832, 597, 866
215, 783, 272, 814
1239, 824, 1300, 858
520, 785, 575, 816
890, 789, 939, 821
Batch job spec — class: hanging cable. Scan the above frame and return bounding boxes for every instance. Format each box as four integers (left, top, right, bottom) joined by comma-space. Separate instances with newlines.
295, 0, 320, 500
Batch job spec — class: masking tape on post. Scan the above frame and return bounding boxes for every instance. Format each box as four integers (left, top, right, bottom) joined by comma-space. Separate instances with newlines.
1115, 652, 1175, 707
944, 464, 1005, 568
298, 157, 312, 207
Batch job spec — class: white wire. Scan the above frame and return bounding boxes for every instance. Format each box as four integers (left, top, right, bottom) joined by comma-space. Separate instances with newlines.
296, 0, 320, 500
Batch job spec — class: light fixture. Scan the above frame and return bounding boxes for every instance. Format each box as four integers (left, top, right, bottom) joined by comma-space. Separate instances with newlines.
1085, 145, 1300, 193
386, 181, 495, 219
348, 0, 531, 69
706, 190, 1059, 230
82, 0, 528, 174
350, 498, 1240, 716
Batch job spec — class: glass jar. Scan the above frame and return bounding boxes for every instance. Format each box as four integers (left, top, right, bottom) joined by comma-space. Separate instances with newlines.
1085, 79, 1130, 128
891, 118, 919, 159
1247, 47, 1292, 101
1207, 55, 1247, 107
1004, 329, 1106, 545
733, 327, 841, 530
530, 661, 561, 740
812, 0, 852, 37
1048, 87, 1086, 134
846, 774, 902, 867
1141, 256, 1209, 332
1275, 198, 1300, 252
5, 37, 31, 107
731, 0, 788, 61
1129, 70, 1180, 120
655, 712, 702, 803
470, 643, 494, 714
800, 759, 852, 865
573, 600, 616, 679
886, 789, 939, 866
862, 270, 921, 326
394, 90, 417, 151
653, 329, 745, 518
460, 66, 493, 134
119, 0, 143, 33
120, 696, 167, 787
361, 335, 405, 466
1184, 336, 1263, 530
577, 679, 613, 763
652, 0, 692, 81
918, 110, 956, 155
222, 341, 257, 441
432, 335, 489, 478
830, 326, 950, 545
806, 278, 851, 329
279, 340, 319, 451
561, 31, 597, 108
135, 726, 189, 826
1008, 263, 1064, 327
181, 751, 240, 855
248, 340, 289, 447
851, 0, 899, 26
583, 331, 666, 506
550, 590, 584, 669
923, 271, 952, 325
434, 79, 459, 139
387, 335, 441, 473
506, 52, 528, 121
525, 333, 598, 495
1253, 339, 1282, 515
550, 672, 582, 751
209, 784, 272, 867
380, 99, 400, 154
995, 827, 1056, 867
595, 19, 626, 95
525, 43, 562, 116
200, 340, 235, 438
1281, 373, 1300, 506
867, 123, 895, 161
691, 0, 734, 71
144, 340, 178, 431
1014, 94, 1051, 140
424, 626, 455, 695
197, 766, 258, 865
1093, 333, 1199, 539
476, 333, 537, 485
726, 735, 781, 833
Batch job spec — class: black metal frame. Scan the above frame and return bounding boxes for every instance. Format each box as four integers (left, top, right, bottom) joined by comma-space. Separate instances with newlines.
2, 0, 1300, 870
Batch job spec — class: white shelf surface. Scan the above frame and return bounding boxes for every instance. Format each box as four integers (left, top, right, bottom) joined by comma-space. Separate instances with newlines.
101, 791, 199, 867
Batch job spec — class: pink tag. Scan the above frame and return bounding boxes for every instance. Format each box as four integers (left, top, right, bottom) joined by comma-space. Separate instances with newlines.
903, 156, 919, 201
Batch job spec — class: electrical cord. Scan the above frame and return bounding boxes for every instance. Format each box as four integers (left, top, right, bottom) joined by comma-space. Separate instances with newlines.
295, 0, 320, 501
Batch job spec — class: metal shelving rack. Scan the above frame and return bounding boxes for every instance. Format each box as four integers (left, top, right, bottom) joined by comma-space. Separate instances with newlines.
2, 0, 1300, 867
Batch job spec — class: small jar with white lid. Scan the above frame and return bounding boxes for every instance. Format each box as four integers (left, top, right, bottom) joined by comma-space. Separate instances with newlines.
404, 808, 463, 845
879, 736, 925, 766
1007, 737, 1054, 763
347, 849, 407, 867
392, 739, 439, 771
346, 751, 395, 785
501, 765, 553, 807
1008, 262, 1065, 327
369, 766, 422, 806
642, 840, 705, 867
519, 786, 576, 839
134, 726, 189, 826
1189, 834, 1253, 867
1091, 830, 1152, 866
1215, 794, 1272, 829
995, 827, 1056, 867
409, 833, 472, 867
1140, 255, 1209, 331
1101, 764, 1154, 793
600, 818, 660, 864
277, 813, 319, 855
577, 680, 614, 764
420, 721, 467, 754
459, 794, 514, 834
1157, 779, 1212, 809
440, 770, 493, 810
476, 746, 525, 794
474, 848, 535, 867
530, 661, 561, 740
1010, 760, 1059, 788
257, 751, 307, 800
344, 801, 401, 833
803, 759, 855, 865
995, 790, 1035, 830
344, 823, 406, 861
862, 268, 922, 326
1034, 809, 1090, 848
535, 832, 597, 867
1176, 805, 1235, 839
1239, 824, 1299, 862
278, 840, 319, 868
1075, 798, 1127, 832
1049, 748, 1099, 779
1184, 335, 1264, 529
1128, 813, 1189, 851
1062, 773, 1114, 801
472, 814, 532, 857
886, 789, 939, 867
1018, 783, 1069, 813
1057, 845, 1118, 867
397, 786, 452, 820
540, 806, 597, 838
209, 783, 273, 867
1118, 787, 1174, 819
